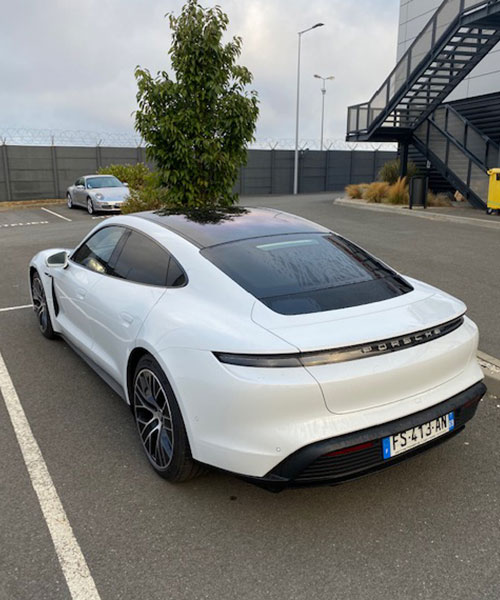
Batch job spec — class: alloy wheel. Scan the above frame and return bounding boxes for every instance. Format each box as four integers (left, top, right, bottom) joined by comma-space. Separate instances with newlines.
67, 193, 73, 208
87, 198, 94, 215
134, 368, 174, 469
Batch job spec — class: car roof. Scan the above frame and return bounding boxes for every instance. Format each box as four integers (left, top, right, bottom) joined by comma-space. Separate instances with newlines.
136, 207, 329, 249
83, 174, 116, 179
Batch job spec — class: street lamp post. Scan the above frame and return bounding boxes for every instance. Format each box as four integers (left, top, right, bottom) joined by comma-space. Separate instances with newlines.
314, 74, 335, 151
294, 23, 324, 196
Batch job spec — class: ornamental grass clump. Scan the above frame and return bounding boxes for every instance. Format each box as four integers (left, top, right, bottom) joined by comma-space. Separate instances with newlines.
378, 159, 418, 185
345, 183, 369, 199
386, 177, 409, 205
363, 181, 390, 203
427, 191, 453, 207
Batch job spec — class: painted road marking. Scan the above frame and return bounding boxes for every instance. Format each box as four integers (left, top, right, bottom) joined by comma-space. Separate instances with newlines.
41, 207, 72, 222
91, 215, 111, 220
1, 221, 49, 228
0, 304, 32, 313
0, 351, 101, 600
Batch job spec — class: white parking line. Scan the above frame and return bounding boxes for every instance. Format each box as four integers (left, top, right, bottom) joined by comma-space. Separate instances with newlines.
0, 351, 101, 600
41, 207, 72, 222
0, 304, 32, 313
1, 221, 49, 228
91, 216, 111, 220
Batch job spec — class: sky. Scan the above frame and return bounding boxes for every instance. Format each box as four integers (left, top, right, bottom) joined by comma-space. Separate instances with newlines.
0, 0, 400, 144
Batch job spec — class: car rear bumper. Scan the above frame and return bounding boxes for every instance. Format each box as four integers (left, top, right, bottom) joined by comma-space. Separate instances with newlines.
244, 381, 486, 491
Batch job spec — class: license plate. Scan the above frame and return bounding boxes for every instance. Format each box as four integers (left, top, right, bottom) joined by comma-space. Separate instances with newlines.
382, 412, 455, 460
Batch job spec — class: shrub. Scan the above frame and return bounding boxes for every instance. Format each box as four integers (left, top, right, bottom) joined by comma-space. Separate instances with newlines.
363, 181, 390, 203
345, 183, 369, 199
427, 191, 453, 207
379, 159, 418, 185
97, 163, 151, 190
120, 171, 168, 214
386, 177, 409, 205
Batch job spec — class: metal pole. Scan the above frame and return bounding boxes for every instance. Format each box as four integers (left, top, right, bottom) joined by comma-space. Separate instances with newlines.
320, 80, 326, 151
1, 141, 12, 202
293, 32, 302, 196
293, 23, 324, 195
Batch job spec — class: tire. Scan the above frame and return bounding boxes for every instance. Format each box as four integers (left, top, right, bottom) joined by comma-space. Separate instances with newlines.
132, 355, 203, 482
486, 208, 493, 215
67, 193, 74, 209
87, 197, 95, 215
31, 271, 56, 339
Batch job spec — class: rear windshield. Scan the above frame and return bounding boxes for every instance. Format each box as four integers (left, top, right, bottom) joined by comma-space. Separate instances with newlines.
202, 233, 413, 315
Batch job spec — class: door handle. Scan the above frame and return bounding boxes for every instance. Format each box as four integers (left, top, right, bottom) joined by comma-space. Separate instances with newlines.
120, 312, 134, 325
76, 287, 86, 299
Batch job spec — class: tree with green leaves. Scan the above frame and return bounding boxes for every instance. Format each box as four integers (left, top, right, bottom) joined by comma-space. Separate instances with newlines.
134, 0, 259, 209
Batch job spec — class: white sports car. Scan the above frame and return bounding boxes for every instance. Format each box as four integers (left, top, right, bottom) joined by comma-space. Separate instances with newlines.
29, 208, 486, 490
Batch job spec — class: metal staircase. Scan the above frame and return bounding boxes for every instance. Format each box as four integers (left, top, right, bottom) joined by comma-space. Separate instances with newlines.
346, 0, 500, 143
414, 104, 498, 208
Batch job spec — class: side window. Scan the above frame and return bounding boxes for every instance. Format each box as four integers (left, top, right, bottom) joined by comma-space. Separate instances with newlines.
167, 256, 187, 287
112, 231, 170, 286
72, 226, 125, 274
75, 178, 84, 187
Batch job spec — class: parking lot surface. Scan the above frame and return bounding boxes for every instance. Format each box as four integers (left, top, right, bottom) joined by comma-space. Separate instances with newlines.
0, 197, 499, 600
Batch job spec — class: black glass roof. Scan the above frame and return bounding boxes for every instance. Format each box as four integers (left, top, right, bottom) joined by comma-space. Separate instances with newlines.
137, 207, 329, 248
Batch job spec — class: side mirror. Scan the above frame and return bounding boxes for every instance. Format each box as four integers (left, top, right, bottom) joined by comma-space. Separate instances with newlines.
123, 182, 129, 187
76, 184, 85, 190
46, 250, 69, 269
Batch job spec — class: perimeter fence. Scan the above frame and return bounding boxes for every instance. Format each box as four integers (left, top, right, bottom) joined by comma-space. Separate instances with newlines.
0, 128, 396, 202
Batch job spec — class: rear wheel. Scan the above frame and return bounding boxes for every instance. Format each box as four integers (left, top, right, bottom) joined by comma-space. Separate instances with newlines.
31, 272, 56, 339
67, 193, 74, 209
87, 197, 94, 215
132, 355, 203, 482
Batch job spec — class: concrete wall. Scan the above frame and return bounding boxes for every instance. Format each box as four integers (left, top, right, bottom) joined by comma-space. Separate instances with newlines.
0, 146, 396, 202
397, 0, 500, 101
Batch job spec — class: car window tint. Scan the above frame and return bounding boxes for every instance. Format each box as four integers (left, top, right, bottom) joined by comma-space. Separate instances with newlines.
112, 231, 169, 286
72, 226, 125, 274
166, 256, 187, 287
202, 233, 413, 315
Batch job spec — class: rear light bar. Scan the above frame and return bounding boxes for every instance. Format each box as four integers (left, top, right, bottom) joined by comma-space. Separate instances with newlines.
214, 315, 464, 368
324, 441, 375, 457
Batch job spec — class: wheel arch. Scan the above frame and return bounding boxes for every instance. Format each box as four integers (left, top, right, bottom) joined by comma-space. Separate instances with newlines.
125, 346, 195, 445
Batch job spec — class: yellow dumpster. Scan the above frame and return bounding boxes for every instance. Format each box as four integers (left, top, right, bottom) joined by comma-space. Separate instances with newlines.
487, 168, 500, 214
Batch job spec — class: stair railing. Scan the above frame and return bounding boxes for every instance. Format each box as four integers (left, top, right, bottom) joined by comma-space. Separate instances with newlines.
347, 0, 493, 136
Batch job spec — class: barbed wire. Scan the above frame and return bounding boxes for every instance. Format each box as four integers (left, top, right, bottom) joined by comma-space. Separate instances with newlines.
0, 127, 397, 152
249, 138, 397, 151
0, 128, 144, 148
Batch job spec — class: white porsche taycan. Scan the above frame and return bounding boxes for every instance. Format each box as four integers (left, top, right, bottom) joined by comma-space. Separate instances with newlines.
29, 207, 485, 490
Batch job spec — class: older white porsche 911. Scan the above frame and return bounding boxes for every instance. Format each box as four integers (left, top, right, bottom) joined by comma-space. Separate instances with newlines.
29, 208, 485, 490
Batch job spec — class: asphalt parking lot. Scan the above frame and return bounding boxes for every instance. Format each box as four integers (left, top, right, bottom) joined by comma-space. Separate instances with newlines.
1, 196, 499, 600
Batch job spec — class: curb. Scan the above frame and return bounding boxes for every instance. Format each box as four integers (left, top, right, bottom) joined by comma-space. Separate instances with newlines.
334, 197, 500, 230
0, 199, 65, 212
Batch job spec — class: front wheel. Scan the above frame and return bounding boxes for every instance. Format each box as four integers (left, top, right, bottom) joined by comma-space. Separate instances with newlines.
67, 193, 74, 209
31, 272, 56, 339
87, 197, 94, 215
132, 355, 203, 482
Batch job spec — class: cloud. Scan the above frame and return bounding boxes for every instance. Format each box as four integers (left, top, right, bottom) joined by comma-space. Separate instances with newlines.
0, 0, 400, 142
